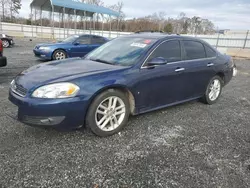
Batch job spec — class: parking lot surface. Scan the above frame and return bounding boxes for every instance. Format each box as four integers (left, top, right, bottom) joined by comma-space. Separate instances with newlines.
0, 39, 250, 188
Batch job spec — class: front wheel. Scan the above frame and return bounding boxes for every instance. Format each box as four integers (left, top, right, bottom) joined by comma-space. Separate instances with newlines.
202, 76, 223, 105
86, 89, 130, 137
52, 50, 67, 60
2, 39, 10, 48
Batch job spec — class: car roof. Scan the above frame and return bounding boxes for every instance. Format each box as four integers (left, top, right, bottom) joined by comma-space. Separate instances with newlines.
77, 34, 106, 38
122, 33, 206, 43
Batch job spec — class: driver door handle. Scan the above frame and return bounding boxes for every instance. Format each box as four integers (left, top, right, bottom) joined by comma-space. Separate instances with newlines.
207, 63, 214, 67
175, 68, 185, 72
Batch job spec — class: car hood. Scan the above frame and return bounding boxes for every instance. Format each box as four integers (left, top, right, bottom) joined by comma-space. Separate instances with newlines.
15, 58, 127, 90
35, 42, 68, 48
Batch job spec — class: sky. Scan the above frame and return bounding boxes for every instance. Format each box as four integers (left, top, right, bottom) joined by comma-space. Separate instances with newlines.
20, 0, 250, 30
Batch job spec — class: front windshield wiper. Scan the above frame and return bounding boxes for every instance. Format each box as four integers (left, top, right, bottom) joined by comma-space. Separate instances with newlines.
90, 58, 113, 65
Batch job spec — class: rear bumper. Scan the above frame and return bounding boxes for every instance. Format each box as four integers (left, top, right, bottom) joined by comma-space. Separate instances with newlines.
33, 49, 52, 60
9, 90, 89, 130
224, 66, 235, 86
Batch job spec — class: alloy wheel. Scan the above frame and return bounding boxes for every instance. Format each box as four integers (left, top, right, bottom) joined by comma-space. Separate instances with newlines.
55, 52, 66, 60
2, 40, 9, 48
208, 79, 221, 101
95, 96, 126, 132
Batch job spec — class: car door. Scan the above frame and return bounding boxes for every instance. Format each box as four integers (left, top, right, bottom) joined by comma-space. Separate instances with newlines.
89, 36, 107, 51
181, 40, 217, 98
136, 39, 193, 112
71, 35, 91, 57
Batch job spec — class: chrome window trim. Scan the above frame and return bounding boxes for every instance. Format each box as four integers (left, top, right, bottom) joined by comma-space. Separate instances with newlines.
141, 39, 217, 69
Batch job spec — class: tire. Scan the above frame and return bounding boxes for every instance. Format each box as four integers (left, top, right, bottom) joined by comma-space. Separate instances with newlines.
2, 39, 10, 48
202, 76, 223, 105
86, 89, 130, 137
52, 49, 67, 60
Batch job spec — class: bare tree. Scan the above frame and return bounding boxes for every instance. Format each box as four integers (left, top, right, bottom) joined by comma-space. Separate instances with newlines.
108, 1, 125, 31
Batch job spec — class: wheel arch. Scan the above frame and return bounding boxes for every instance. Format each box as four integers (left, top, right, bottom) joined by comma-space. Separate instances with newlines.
51, 48, 68, 59
87, 85, 136, 116
216, 72, 225, 85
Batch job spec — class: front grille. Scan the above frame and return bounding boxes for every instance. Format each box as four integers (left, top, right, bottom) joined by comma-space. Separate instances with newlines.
13, 84, 27, 97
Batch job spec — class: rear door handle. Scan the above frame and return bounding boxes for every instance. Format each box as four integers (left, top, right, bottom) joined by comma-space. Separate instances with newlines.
207, 63, 214, 67
175, 68, 185, 72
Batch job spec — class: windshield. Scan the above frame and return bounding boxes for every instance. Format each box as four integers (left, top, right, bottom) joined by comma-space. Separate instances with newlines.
62, 35, 80, 43
85, 37, 157, 66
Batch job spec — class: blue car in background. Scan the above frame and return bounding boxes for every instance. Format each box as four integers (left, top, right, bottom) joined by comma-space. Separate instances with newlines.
33, 34, 108, 60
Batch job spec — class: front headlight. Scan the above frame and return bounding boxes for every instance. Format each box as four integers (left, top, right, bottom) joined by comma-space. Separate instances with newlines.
32, 83, 80, 99
39, 46, 50, 51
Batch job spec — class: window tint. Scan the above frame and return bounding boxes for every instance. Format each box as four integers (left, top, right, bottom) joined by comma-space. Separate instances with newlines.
183, 41, 206, 60
91, 36, 106, 44
205, 45, 217, 58
148, 40, 181, 63
76, 36, 91, 44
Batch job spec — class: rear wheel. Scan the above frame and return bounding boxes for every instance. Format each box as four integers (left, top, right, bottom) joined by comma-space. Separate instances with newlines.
202, 76, 223, 105
86, 89, 130, 137
52, 50, 67, 60
2, 39, 10, 48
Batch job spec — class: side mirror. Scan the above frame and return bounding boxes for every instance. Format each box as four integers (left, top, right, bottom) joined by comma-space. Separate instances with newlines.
74, 41, 80, 46
0, 56, 7, 67
147, 57, 167, 67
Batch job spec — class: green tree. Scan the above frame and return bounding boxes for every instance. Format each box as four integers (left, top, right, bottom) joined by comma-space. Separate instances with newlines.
164, 23, 173, 33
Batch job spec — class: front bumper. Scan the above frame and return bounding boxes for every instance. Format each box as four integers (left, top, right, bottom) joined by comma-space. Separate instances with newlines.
33, 49, 52, 60
9, 90, 89, 129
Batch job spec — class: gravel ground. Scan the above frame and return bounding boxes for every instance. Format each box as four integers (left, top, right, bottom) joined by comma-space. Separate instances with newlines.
0, 39, 250, 188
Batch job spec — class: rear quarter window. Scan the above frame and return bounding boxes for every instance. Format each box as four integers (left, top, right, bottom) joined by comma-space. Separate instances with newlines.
205, 45, 217, 58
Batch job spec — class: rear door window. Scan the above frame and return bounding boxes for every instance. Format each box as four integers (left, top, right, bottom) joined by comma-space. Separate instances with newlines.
183, 40, 206, 60
147, 40, 181, 63
91, 36, 106, 44
76, 36, 91, 45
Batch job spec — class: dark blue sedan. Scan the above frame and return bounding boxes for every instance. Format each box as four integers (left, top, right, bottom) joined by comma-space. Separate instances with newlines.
9, 33, 237, 137
33, 34, 108, 60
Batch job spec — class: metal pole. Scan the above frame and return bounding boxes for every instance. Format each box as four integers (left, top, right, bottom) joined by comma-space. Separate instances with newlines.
216, 32, 220, 49
58, 12, 61, 39
90, 16, 92, 34
117, 15, 120, 37
34, 9, 37, 35
74, 10, 77, 34
52, 5, 55, 39
102, 14, 104, 37
63, 7, 66, 38
0, 16, 2, 32
93, 13, 96, 32
31, 7, 33, 38
40, 8, 43, 39
243, 30, 249, 49
84, 11, 86, 33
67, 13, 70, 36
109, 15, 111, 39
